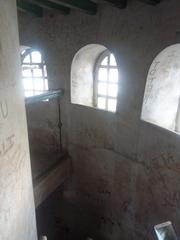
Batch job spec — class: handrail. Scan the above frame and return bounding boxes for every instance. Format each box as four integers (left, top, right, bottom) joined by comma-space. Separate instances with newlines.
25, 89, 64, 104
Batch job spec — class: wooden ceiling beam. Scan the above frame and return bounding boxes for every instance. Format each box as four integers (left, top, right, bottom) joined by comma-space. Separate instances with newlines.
103, 0, 127, 9
27, 0, 70, 14
49, 0, 97, 15
140, 0, 160, 5
17, 0, 43, 17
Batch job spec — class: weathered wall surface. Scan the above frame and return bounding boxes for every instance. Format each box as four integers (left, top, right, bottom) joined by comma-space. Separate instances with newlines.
18, 0, 180, 239
0, 1, 37, 239
26, 101, 60, 155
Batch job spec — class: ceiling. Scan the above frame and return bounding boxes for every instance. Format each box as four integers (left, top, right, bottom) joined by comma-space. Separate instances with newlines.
17, 0, 161, 17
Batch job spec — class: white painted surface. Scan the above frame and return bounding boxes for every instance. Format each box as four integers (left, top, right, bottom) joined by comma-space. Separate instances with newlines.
0, 1, 37, 239
141, 44, 180, 133
71, 44, 106, 107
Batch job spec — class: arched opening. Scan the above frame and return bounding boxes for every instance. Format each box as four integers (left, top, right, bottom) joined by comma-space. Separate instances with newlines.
71, 44, 119, 112
141, 44, 180, 133
21, 47, 49, 97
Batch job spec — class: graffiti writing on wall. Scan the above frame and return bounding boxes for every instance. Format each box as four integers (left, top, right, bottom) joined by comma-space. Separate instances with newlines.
0, 97, 27, 187
144, 60, 160, 104
0, 99, 8, 120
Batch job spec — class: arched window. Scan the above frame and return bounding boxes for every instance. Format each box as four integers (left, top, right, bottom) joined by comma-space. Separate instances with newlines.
71, 44, 119, 113
94, 50, 118, 112
21, 48, 48, 97
141, 44, 180, 134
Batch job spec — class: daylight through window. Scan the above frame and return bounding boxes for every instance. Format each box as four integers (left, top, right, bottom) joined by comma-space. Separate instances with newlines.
95, 51, 119, 112
21, 48, 48, 97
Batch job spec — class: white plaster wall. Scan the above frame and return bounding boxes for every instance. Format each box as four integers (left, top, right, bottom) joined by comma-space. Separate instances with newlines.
141, 44, 180, 132
0, 1, 37, 240
71, 44, 106, 107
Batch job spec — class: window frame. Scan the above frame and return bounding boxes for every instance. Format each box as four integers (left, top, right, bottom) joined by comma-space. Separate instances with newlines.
21, 48, 48, 97
94, 50, 119, 112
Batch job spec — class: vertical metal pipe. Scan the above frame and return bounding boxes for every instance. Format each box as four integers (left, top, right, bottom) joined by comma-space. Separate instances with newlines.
57, 97, 62, 152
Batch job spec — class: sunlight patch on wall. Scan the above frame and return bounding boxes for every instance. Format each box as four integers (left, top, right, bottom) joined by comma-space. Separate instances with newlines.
141, 44, 180, 134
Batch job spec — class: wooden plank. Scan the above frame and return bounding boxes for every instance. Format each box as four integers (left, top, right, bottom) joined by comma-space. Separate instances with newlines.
104, 0, 127, 9
33, 155, 71, 208
25, 89, 64, 104
27, 0, 70, 14
17, 0, 43, 17
140, 0, 160, 5
50, 0, 97, 15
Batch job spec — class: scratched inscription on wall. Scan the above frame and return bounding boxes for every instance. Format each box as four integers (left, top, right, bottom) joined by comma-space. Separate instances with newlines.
144, 60, 160, 104
144, 48, 178, 105
0, 99, 15, 159
0, 96, 28, 226
0, 98, 27, 188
